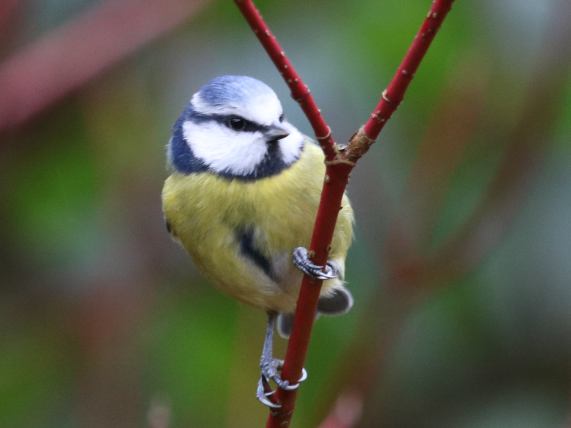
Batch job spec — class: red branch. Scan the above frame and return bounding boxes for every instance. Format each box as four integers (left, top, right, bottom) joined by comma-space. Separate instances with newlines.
363, 1, 454, 140
234, 0, 336, 161
343, 0, 455, 162
235, 1, 455, 427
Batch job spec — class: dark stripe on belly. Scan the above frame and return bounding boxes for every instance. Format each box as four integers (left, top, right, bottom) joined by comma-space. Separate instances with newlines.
236, 228, 276, 281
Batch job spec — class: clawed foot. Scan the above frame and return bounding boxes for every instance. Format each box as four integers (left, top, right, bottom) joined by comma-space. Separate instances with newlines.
293, 247, 338, 280
257, 358, 308, 408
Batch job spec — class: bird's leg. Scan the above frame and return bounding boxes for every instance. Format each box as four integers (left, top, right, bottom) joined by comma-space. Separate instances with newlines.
256, 311, 308, 408
292, 247, 338, 280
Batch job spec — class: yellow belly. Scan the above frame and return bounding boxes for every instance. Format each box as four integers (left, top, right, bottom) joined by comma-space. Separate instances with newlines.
161, 142, 353, 313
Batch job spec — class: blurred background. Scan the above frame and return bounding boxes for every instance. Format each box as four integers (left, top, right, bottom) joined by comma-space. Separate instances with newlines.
0, 0, 570, 427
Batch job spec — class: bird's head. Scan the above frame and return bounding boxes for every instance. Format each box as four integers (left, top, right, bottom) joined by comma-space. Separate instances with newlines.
169, 75, 305, 180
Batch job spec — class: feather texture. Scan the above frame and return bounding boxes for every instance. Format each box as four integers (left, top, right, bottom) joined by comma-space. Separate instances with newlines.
162, 140, 353, 313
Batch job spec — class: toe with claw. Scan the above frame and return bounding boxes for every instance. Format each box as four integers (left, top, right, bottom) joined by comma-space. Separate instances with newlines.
256, 358, 308, 408
256, 312, 308, 408
293, 247, 338, 280
257, 376, 280, 408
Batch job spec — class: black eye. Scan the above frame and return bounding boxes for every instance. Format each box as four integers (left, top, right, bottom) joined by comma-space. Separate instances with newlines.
279, 113, 285, 122
227, 116, 246, 131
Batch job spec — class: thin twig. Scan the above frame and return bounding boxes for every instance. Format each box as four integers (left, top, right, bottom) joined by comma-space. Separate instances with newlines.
234, 0, 337, 161
342, 0, 455, 163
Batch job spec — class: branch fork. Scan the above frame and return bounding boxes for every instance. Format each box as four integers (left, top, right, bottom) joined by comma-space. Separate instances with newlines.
234, 1, 455, 426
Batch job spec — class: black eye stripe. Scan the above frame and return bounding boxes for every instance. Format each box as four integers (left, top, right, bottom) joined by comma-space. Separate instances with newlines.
227, 116, 246, 131
225, 115, 263, 133
187, 110, 268, 133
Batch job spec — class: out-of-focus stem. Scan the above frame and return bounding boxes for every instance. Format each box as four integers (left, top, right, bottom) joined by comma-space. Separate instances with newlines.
0, 0, 208, 133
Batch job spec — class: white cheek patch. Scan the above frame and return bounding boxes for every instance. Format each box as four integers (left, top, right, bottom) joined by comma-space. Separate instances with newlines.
279, 122, 305, 164
182, 121, 268, 175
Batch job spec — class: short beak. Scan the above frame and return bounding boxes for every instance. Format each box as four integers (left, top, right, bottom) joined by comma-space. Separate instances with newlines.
264, 124, 290, 142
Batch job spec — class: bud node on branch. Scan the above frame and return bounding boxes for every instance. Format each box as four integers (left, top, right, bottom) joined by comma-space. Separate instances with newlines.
316, 126, 332, 141
341, 127, 376, 164
381, 89, 393, 104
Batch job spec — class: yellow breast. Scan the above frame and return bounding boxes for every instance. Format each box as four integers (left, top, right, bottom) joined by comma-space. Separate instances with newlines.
161, 142, 353, 313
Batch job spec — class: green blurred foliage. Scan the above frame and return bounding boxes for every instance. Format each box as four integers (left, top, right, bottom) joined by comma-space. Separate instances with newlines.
0, 0, 569, 427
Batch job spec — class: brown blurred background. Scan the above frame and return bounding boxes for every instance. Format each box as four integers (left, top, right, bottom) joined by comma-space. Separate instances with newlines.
0, 0, 570, 427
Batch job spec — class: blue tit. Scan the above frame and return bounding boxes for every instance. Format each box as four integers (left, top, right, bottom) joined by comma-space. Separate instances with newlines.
161, 75, 354, 407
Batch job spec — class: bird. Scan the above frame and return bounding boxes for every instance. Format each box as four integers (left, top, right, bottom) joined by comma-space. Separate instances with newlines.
161, 75, 354, 407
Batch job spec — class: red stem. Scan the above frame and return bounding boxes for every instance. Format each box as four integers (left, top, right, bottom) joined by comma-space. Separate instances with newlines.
234, 0, 337, 161
235, 1, 455, 427
363, 0, 455, 140
270, 163, 352, 426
